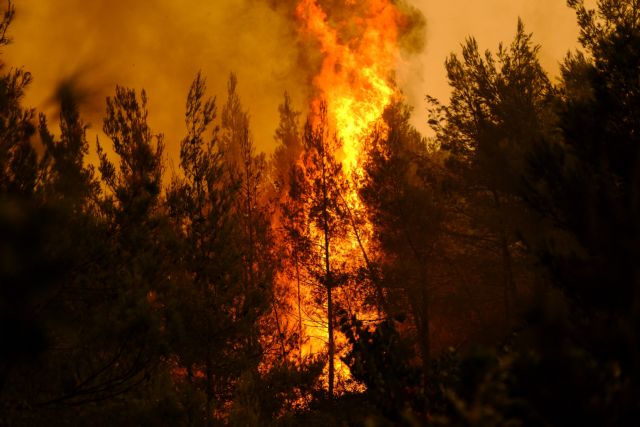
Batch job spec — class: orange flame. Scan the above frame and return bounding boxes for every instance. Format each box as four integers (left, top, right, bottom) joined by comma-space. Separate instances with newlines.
290, 0, 403, 392
296, 0, 399, 174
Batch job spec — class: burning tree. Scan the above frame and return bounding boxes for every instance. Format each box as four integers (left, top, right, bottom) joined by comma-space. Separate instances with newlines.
266, 0, 427, 398
271, 92, 309, 364
299, 102, 351, 397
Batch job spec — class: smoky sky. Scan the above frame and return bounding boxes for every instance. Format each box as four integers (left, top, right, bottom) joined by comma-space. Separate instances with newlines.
4, 0, 582, 159
6, 0, 315, 157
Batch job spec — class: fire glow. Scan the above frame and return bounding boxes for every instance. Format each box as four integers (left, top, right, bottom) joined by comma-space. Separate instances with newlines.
292, 0, 403, 390
295, 0, 399, 174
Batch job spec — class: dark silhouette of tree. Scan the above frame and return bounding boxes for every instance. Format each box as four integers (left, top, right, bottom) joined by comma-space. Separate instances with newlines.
219, 73, 277, 424
165, 72, 244, 424
0, 2, 42, 199
55, 86, 171, 414
428, 20, 553, 325
361, 102, 446, 410
272, 92, 303, 194
38, 97, 99, 212
339, 314, 421, 421
299, 102, 349, 397
270, 92, 309, 364
98, 86, 164, 220
221, 74, 273, 315
510, 1, 640, 422
530, 0, 640, 313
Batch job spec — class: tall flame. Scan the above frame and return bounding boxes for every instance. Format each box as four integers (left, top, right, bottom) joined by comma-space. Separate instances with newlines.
296, 0, 399, 174
290, 0, 403, 391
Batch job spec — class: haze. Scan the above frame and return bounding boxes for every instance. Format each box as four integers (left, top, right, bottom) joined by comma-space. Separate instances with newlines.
5, 0, 582, 154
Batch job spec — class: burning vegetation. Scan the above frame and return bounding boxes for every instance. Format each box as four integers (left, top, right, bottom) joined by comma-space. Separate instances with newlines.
2, 0, 640, 425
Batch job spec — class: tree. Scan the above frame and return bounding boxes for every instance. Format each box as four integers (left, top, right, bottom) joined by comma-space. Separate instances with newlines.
38, 92, 99, 213
98, 86, 164, 222
221, 74, 272, 315
361, 102, 445, 408
428, 20, 553, 324
420, 3, 640, 424
270, 92, 309, 364
517, 2, 640, 420
340, 314, 422, 421
299, 102, 350, 397
166, 72, 249, 424
0, 2, 42, 199
1, 81, 173, 423
272, 91, 303, 194
219, 73, 276, 421
63, 86, 171, 412
540, 0, 640, 312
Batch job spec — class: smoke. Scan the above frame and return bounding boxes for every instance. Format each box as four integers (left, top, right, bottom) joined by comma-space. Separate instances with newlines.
4, 0, 428, 158
3, 0, 584, 159
260, 0, 427, 72
4, 0, 315, 155
395, 0, 428, 55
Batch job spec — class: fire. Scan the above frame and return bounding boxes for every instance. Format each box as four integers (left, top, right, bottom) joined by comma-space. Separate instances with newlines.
290, 0, 403, 392
295, 0, 399, 174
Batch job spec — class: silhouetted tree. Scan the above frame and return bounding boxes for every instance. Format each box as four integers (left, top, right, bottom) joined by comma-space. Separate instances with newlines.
38, 96, 98, 212
165, 72, 245, 424
219, 73, 276, 423
299, 102, 350, 397
270, 92, 309, 364
0, 2, 41, 199
428, 20, 552, 325
361, 102, 446, 409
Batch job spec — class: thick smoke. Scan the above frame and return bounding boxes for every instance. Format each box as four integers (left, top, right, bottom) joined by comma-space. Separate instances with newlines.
395, 0, 427, 55
5, 0, 314, 154
3, 0, 582, 156
4, 0, 427, 158
260, 0, 427, 79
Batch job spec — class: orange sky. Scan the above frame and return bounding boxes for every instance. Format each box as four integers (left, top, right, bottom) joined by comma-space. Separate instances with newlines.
4, 0, 585, 158
402, 0, 584, 136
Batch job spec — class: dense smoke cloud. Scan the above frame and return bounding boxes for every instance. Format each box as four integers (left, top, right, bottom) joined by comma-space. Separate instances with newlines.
259, 0, 427, 79
5, 0, 426, 158
5, 0, 316, 154
4, 0, 580, 155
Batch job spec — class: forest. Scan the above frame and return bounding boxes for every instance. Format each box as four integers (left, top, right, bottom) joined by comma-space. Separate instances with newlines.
1, 0, 640, 425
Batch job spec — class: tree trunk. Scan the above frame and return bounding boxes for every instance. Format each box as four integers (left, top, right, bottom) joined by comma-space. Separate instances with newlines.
492, 191, 516, 324
323, 194, 335, 398
418, 263, 430, 414
327, 272, 335, 398
205, 344, 214, 427
321, 136, 334, 398
403, 226, 431, 413
272, 291, 287, 359
295, 249, 304, 365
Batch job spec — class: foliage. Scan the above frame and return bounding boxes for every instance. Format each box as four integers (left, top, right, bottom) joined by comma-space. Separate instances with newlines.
340, 314, 423, 422
2, 0, 640, 424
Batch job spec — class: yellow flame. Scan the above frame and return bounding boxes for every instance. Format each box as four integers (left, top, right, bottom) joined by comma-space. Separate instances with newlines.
292, 0, 401, 391
296, 0, 398, 173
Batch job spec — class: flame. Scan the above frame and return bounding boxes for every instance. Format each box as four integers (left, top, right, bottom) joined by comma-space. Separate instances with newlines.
296, 0, 399, 174
288, 0, 402, 392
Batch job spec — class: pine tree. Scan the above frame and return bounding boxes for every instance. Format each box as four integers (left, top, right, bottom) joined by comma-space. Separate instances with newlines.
0, 2, 41, 199
166, 72, 247, 424
300, 102, 349, 397
428, 20, 552, 324
361, 102, 445, 404
270, 92, 308, 363
219, 73, 275, 419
